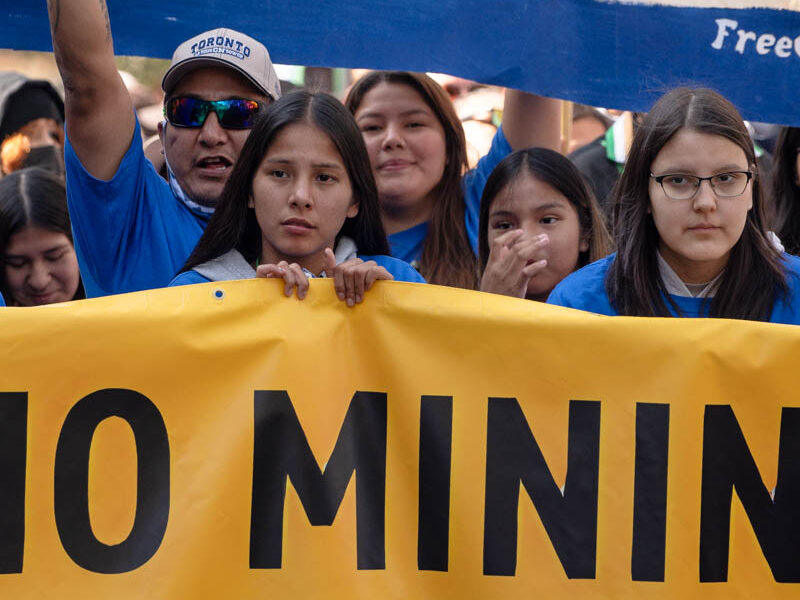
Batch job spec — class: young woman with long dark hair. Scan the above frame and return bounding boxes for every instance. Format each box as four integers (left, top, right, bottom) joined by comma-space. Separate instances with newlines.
478, 148, 612, 301
0, 167, 83, 305
548, 87, 800, 323
171, 90, 423, 304
768, 127, 800, 255
345, 72, 560, 289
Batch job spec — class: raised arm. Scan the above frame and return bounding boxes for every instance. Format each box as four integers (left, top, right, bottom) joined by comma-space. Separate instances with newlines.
502, 90, 562, 152
47, 0, 135, 180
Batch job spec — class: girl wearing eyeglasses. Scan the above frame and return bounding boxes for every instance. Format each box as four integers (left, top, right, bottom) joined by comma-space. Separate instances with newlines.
548, 87, 800, 323
170, 90, 424, 304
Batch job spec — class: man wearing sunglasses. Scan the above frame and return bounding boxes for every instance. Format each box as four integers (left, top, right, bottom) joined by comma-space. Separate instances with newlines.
46, 1, 281, 297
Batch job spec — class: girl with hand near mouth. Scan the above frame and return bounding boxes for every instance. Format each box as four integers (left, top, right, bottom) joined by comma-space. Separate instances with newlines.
478, 148, 611, 301
548, 87, 800, 323
345, 72, 560, 289
170, 91, 424, 304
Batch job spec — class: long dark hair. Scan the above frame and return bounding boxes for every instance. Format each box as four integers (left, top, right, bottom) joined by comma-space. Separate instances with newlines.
0, 166, 84, 300
182, 90, 389, 273
769, 127, 800, 254
478, 147, 612, 272
607, 87, 786, 320
345, 71, 476, 289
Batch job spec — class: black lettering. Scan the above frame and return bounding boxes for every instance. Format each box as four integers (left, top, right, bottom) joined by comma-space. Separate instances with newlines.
0, 392, 27, 573
700, 405, 800, 582
54, 389, 170, 573
484, 398, 600, 578
250, 390, 387, 570
631, 403, 670, 581
417, 395, 453, 571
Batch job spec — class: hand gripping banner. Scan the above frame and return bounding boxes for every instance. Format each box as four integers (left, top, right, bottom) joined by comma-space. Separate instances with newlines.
2, 1, 800, 125
0, 279, 798, 598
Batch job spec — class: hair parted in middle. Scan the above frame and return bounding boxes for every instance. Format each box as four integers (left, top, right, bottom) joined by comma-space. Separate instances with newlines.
180, 90, 390, 274
345, 71, 476, 289
606, 86, 786, 320
0, 166, 84, 301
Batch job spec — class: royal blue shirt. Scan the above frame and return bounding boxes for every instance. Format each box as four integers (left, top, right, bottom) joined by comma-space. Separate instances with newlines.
548, 253, 800, 324
388, 126, 512, 266
65, 117, 210, 297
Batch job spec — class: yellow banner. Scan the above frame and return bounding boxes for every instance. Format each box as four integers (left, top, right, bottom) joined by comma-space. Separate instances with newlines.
0, 280, 798, 598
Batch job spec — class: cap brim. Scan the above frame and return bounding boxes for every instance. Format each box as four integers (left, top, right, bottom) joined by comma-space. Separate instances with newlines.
161, 57, 272, 99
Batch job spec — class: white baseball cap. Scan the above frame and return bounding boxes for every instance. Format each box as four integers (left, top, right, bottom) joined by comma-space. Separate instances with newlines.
162, 28, 281, 101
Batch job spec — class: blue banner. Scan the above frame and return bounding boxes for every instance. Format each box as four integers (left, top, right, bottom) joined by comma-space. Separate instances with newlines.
2, 1, 799, 124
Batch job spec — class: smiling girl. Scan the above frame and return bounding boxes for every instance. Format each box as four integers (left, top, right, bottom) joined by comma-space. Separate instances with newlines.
170, 91, 424, 302
345, 72, 560, 289
548, 87, 800, 323
0, 167, 83, 306
478, 148, 611, 301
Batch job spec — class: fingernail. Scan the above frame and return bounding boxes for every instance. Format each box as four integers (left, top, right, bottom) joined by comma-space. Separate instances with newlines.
347, 298, 354, 307
356, 295, 362, 303
338, 292, 345, 299
537, 234, 548, 243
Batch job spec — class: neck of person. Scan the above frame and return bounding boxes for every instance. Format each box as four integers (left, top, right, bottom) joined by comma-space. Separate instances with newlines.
658, 243, 729, 285
379, 194, 434, 236
260, 246, 327, 277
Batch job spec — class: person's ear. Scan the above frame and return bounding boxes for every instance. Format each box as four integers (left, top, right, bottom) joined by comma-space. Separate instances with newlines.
346, 196, 359, 218
579, 233, 590, 253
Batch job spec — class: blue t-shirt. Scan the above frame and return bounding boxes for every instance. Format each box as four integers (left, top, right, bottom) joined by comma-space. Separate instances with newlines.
0, 292, 5, 307
388, 126, 512, 266
548, 253, 800, 324
169, 253, 426, 286
65, 118, 211, 297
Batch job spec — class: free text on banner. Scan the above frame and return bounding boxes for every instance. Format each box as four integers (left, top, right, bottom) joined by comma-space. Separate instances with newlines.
2, 1, 800, 125
0, 279, 799, 598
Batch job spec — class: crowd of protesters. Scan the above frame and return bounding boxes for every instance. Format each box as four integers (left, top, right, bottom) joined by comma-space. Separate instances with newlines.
0, 0, 799, 325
